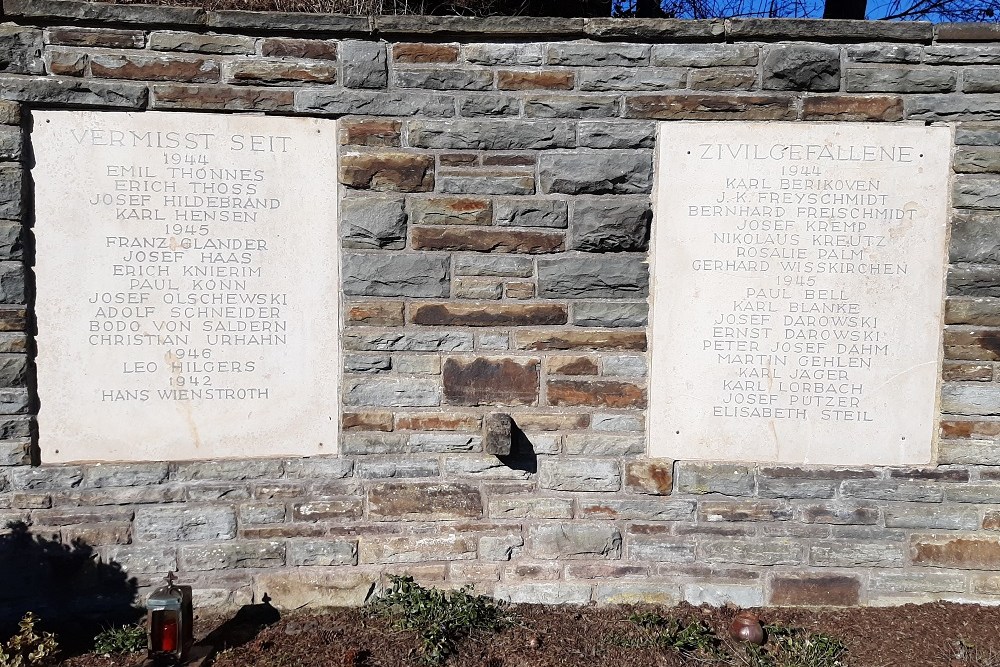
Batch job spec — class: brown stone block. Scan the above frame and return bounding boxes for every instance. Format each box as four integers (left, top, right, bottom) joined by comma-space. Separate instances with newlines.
440, 153, 479, 166
395, 413, 481, 431
91, 54, 220, 82
770, 575, 861, 606
226, 60, 337, 85
944, 328, 1000, 361
546, 355, 599, 376
940, 419, 1000, 439
912, 535, 1000, 569
241, 524, 326, 539
514, 329, 646, 351
410, 197, 491, 225
47, 50, 86, 76
802, 94, 904, 121
61, 523, 131, 545
699, 500, 791, 522
339, 119, 401, 148
547, 379, 646, 408
151, 84, 294, 112
799, 503, 879, 525
367, 481, 482, 520
46, 27, 145, 49
412, 227, 563, 253
943, 361, 993, 382
341, 152, 434, 192
443, 356, 540, 406
0, 308, 26, 332
343, 411, 393, 431
625, 94, 795, 120
498, 70, 575, 90
393, 43, 460, 63
346, 301, 404, 327
261, 37, 338, 60
483, 153, 536, 167
411, 302, 567, 327
947, 298, 1000, 326
625, 460, 673, 495
511, 412, 589, 430
502, 282, 532, 299
984, 511, 1000, 530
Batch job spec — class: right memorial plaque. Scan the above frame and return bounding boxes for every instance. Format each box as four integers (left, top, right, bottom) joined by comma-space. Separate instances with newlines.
649, 122, 952, 465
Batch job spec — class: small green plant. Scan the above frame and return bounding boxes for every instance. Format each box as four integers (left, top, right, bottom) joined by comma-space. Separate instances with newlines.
739, 624, 846, 667
0, 613, 59, 667
93, 624, 146, 655
610, 613, 721, 657
365, 576, 513, 665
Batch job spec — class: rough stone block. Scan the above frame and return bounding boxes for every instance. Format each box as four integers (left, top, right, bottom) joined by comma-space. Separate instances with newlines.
344, 353, 391, 373
343, 253, 449, 298
341, 196, 406, 249
287, 539, 357, 566
493, 583, 591, 604
410, 197, 490, 226
368, 481, 482, 520
10, 466, 82, 490
340, 152, 434, 192
911, 535, 1000, 569
454, 255, 533, 277
763, 45, 841, 91
652, 43, 758, 67
546, 355, 598, 375
538, 459, 620, 492
688, 67, 758, 91
905, 94, 1000, 121
524, 94, 619, 119
343, 331, 473, 352
537, 256, 648, 298
442, 356, 540, 406
239, 503, 286, 525
489, 497, 574, 519
173, 459, 282, 482
179, 540, 285, 570
292, 499, 363, 521
578, 121, 656, 149
357, 458, 439, 479
0, 75, 149, 109
847, 43, 922, 63
412, 227, 560, 252
296, 90, 454, 117
225, 60, 337, 85
675, 462, 754, 496
802, 94, 904, 121
0, 27, 43, 75
465, 43, 543, 66
800, 503, 879, 525
497, 70, 574, 90
954, 147, 1000, 173
539, 150, 653, 195
344, 377, 441, 408
151, 84, 293, 111
0, 166, 23, 220
577, 67, 686, 91
683, 583, 764, 607
134, 506, 236, 541
627, 534, 696, 563
700, 500, 791, 522
360, 534, 477, 564
579, 499, 694, 521
942, 383, 1000, 415
571, 198, 651, 252
395, 68, 492, 91
546, 43, 649, 67
90, 53, 219, 82
414, 303, 565, 327
253, 569, 375, 609
515, 329, 646, 352
393, 43, 459, 63
479, 533, 523, 561
82, 462, 169, 488
547, 379, 646, 408
408, 120, 575, 150
442, 455, 530, 479
770, 574, 861, 606
341, 40, 387, 88
45, 27, 145, 49
840, 479, 944, 502
103, 545, 177, 575
884, 505, 980, 529
625, 94, 795, 120
149, 31, 256, 54
459, 94, 519, 116
964, 68, 1000, 93
701, 539, 801, 565
408, 433, 481, 452
809, 541, 904, 567
529, 523, 621, 560
339, 119, 400, 147
846, 67, 956, 93
925, 45, 1000, 64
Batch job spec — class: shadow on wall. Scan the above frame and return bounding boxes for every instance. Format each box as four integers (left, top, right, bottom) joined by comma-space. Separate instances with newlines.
0, 521, 141, 646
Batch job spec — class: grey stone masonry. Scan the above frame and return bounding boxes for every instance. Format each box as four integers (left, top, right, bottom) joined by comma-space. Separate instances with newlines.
0, 3, 1000, 613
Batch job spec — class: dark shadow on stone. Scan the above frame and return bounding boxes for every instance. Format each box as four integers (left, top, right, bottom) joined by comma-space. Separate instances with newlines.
200, 596, 280, 652
497, 423, 537, 474
0, 521, 141, 651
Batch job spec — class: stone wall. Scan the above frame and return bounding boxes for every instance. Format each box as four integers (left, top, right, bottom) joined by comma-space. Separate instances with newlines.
1, 0, 1000, 614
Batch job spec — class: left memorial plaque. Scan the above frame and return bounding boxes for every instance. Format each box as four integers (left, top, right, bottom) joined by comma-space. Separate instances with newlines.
32, 111, 340, 462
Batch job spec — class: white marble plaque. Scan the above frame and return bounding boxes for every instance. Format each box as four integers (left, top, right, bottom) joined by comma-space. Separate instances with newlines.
32, 111, 339, 462
650, 122, 952, 465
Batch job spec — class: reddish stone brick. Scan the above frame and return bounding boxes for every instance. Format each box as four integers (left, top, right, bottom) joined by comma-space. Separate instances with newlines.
47, 50, 87, 76
770, 575, 861, 606
940, 419, 1000, 439
546, 355, 599, 376
393, 43, 460, 63
343, 411, 393, 431
547, 380, 646, 409
984, 511, 1000, 530
943, 362, 993, 382
440, 153, 479, 167
626, 460, 674, 495
412, 227, 563, 253
151, 84, 294, 111
482, 153, 537, 167
339, 119, 401, 147
944, 328, 1000, 361
411, 302, 567, 327
62, 523, 131, 545
0, 308, 26, 332
346, 301, 404, 327
368, 482, 483, 520
505, 282, 535, 299
498, 70, 574, 90
443, 356, 540, 407
90, 53, 220, 82
226, 60, 337, 85
46, 27, 145, 49
261, 37, 338, 60
911, 536, 1000, 569
410, 197, 491, 225
514, 330, 646, 351
625, 94, 795, 120
340, 152, 435, 192
802, 94, 904, 121
395, 413, 481, 431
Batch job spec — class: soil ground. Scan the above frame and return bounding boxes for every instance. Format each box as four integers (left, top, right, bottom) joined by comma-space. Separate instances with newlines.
58, 601, 1000, 667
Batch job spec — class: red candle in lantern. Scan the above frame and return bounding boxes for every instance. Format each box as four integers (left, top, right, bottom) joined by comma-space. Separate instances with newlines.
160, 617, 178, 652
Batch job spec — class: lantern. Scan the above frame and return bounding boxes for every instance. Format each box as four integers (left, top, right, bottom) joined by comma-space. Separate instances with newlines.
147, 572, 193, 663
